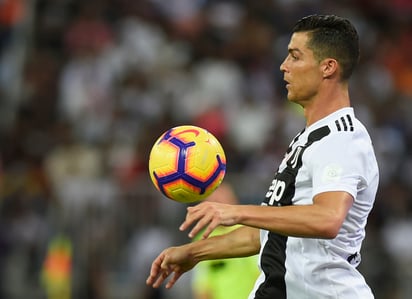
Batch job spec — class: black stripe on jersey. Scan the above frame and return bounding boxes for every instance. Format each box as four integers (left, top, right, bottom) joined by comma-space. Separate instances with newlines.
335, 120, 341, 131
341, 116, 348, 131
286, 128, 306, 155
255, 233, 288, 298
346, 114, 354, 131
256, 126, 331, 299
335, 114, 354, 132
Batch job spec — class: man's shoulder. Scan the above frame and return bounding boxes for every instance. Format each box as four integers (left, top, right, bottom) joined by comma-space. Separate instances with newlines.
319, 109, 370, 139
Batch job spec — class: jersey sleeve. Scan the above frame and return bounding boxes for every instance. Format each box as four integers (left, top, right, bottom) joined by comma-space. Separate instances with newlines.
307, 132, 369, 199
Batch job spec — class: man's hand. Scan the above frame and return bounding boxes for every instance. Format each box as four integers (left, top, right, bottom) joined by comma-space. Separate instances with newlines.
180, 201, 240, 239
146, 245, 197, 289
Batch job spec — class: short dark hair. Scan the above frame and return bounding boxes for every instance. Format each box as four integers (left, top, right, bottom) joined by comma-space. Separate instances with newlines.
293, 15, 359, 81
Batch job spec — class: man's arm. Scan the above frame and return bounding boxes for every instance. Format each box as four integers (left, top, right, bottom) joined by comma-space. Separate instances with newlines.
146, 225, 260, 289
182, 191, 353, 240
147, 190, 352, 289
190, 225, 260, 260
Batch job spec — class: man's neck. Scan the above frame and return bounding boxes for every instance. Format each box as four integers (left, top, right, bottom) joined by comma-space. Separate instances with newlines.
303, 82, 350, 127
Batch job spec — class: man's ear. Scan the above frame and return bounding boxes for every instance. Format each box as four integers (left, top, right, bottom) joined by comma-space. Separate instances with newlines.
321, 58, 338, 79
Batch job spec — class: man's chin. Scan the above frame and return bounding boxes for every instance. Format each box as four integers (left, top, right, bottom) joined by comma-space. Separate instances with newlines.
286, 94, 296, 102
286, 95, 304, 108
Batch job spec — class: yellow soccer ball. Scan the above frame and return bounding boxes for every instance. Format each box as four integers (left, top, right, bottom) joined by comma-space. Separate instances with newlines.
148, 125, 226, 203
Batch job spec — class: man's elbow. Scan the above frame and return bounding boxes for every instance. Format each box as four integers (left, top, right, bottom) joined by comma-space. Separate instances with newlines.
318, 219, 342, 239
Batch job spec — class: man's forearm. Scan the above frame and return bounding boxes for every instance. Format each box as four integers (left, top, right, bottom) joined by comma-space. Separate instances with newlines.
187, 226, 260, 263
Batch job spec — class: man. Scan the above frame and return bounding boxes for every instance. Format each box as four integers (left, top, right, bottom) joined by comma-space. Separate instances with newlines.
146, 14, 379, 299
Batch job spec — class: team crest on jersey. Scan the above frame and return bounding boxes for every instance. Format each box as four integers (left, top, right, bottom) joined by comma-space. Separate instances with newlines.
264, 126, 331, 207
287, 146, 304, 169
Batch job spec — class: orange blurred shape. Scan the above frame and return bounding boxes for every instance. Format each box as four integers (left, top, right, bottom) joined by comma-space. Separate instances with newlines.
0, 0, 25, 25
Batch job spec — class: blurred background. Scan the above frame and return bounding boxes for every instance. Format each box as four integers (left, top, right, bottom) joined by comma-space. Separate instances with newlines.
0, 0, 412, 298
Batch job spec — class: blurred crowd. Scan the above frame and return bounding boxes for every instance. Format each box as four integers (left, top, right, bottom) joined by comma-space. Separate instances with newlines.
0, 0, 412, 298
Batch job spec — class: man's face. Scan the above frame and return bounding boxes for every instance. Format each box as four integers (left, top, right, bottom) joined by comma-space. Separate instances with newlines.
280, 32, 323, 106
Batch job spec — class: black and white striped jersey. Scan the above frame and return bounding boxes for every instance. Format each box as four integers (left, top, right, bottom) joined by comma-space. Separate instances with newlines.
248, 107, 379, 299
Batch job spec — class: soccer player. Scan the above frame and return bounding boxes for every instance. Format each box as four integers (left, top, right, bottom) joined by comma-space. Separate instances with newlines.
146, 14, 379, 299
